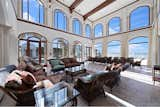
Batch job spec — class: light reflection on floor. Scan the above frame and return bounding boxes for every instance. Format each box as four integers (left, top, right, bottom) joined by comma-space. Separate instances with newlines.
121, 69, 160, 86
105, 91, 136, 107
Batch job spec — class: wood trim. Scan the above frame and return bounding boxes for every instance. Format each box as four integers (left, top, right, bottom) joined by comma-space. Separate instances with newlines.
94, 26, 152, 40
93, 0, 139, 22
17, 18, 91, 40
83, 0, 116, 20
69, 0, 84, 13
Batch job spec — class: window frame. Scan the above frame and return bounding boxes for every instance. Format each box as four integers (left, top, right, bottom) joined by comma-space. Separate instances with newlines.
128, 36, 149, 59
107, 40, 121, 57
94, 23, 103, 38
129, 6, 150, 31
52, 38, 69, 58
72, 18, 82, 36
22, 0, 45, 24
54, 9, 67, 31
85, 24, 91, 38
95, 43, 103, 57
108, 17, 121, 35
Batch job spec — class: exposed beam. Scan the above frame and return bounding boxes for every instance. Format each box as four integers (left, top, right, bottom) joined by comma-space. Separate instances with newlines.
69, 0, 84, 13
83, 0, 115, 20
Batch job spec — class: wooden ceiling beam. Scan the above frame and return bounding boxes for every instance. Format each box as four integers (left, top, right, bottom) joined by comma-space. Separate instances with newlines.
69, 0, 84, 13
83, 0, 115, 20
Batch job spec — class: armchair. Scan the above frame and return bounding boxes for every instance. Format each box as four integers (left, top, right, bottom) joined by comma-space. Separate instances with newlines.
48, 59, 65, 73
0, 85, 37, 106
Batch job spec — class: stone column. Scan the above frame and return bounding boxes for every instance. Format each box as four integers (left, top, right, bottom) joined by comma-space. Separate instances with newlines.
69, 43, 73, 57
0, 27, 4, 67
121, 36, 128, 57
102, 37, 107, 57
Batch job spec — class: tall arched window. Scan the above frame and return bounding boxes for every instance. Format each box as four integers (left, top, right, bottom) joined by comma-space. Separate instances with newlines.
129, 37, 148, 60
72, 18, 82, 35
52, 38, 69, 58
22, 0, 44, 24
108, 17, 120, 35
107, 41, 121, 57
95, 43, 102, 57
94, 24, 103, 38
130, 6, 150, 30
18, 33, 47, 64
54, 10, 67, 31
85, 24, 91, 37
73, 41, 82, 62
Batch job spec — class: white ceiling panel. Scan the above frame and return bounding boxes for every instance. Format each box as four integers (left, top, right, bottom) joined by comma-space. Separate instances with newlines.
88, 0, 137, 21
56, 0, 138, 21
57, 0, 75, 7
75, 0, 106, 15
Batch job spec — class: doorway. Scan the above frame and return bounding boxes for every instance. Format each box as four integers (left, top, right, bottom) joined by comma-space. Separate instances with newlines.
18, 33, 47, 64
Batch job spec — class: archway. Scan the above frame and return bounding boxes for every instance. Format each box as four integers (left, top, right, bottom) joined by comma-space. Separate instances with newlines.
18, 33, 47, 64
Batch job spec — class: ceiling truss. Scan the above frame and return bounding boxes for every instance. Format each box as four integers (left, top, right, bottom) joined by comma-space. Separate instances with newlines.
69, 0, 84, 13
83, 0, 116, 20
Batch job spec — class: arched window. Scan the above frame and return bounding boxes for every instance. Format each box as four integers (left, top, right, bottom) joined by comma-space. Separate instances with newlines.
108, 17, 120, 35
22, 0, 44, 24
73, 41, 82, 62
130, 6, 150, 30
95, 43, 102, 57
107, 41, 121, 57
54, 10, 67, 31
18, 33, 47, 64
129, 37, 148, 60
85, 24, 91, 37
72, 18, 82, 35
52, 38, 69, 58
94, 24, 103, 38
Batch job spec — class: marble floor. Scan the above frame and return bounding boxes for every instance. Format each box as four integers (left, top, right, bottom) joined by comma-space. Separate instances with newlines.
76, 63, 160, 106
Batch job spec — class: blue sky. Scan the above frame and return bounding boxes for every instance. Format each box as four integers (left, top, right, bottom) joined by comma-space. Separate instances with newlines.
94, 24, 103, 37
109, 17, 120, 35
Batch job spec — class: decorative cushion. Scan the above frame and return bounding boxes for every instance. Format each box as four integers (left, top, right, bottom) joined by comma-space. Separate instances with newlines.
62, 58, 70, 63
50, 59, 59, 66
5, 70, 36, 90
52, 65, 65, 70
59, 61, 64, 65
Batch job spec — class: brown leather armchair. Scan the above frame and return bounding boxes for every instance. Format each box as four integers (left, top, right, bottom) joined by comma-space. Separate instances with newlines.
0, 85, 39, 106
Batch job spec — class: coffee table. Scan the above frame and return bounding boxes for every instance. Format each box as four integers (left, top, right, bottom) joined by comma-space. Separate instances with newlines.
34, 81, 80, 107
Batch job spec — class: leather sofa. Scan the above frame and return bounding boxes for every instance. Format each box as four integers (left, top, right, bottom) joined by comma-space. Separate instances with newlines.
0, 64, 36, 106
74, 71, 120, 103
61, 58, 81, 68
0, 57, 65, 106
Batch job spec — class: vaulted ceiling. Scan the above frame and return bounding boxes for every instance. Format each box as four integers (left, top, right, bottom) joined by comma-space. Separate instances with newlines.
56, 0, 138, 21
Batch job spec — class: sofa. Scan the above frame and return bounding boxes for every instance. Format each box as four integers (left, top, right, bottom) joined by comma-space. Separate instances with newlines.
74, 71, 119, 103
0, 65, 36, 106
0, 56, 65, 106
61, 58, 81, 68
